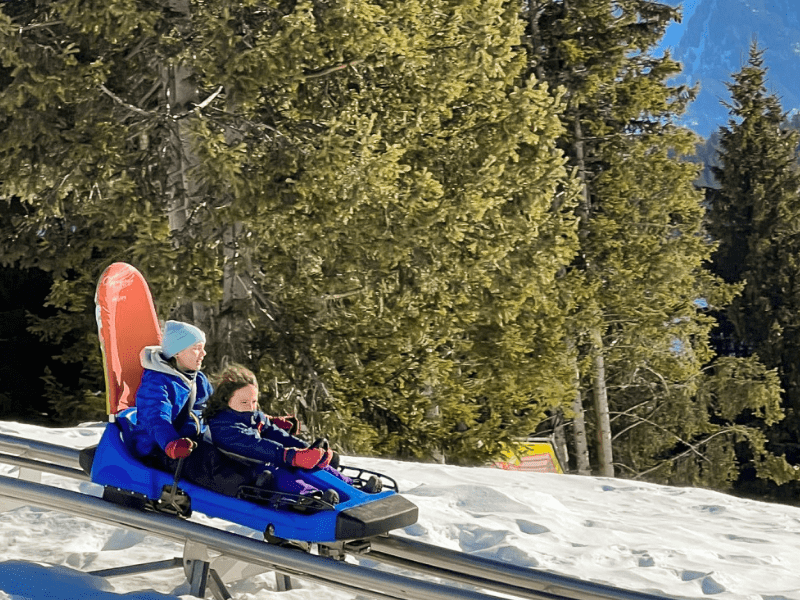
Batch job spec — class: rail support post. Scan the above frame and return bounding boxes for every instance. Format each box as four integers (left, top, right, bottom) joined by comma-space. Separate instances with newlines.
275, 572, 293, 591
183, 539, 234, 599
187, 559, 209, 597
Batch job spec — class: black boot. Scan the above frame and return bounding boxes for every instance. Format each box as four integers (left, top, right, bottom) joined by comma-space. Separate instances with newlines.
363, 475, 382, 494
322, 488, 340, 505
254, 470, 274, 489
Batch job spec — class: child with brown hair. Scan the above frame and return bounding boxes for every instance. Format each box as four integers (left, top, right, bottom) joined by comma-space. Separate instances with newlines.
203, 363, 355, 504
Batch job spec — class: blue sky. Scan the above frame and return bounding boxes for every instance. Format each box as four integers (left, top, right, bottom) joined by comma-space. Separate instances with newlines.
656, 0, 701, 54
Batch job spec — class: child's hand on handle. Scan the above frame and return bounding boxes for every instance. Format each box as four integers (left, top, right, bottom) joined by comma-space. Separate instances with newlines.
165, 438, 195, 459
284, 446, 332, 469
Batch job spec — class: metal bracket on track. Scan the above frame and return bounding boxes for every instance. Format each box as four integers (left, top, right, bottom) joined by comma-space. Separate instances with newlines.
182, 538, 295, 597
182, 538, 284, 599
183, 540, 211, 597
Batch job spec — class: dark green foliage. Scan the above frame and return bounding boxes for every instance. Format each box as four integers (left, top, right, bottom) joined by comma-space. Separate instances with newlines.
0, 0, 222, 422
181, 0, 582, 461
0, 263, 53, 422
523, 1, 785, 488
528, 0, 713, 474
0, 0, 791, 494
0, 0, 580, 462
613, 355, 787, 489
706, 43, 800, 497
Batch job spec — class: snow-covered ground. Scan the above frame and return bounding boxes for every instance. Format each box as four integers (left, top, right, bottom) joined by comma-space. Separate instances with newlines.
0, 421, 798, 600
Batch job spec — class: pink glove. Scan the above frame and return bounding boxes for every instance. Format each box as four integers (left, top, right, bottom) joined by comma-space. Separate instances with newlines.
308, 438, 333, 469
284, 447, 331, 469
316, 447, 333, 469
165, 438, 195, 459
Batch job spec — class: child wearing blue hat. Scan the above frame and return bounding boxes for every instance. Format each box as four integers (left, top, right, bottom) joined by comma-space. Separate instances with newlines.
128, 320, 209, 459
125, 321, 251, 495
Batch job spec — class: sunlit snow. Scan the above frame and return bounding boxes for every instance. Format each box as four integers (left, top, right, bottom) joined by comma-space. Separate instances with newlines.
0, 421, 798, 600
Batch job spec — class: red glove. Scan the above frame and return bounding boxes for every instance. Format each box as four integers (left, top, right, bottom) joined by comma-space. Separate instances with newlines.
165, 438, 195, 459
269, 415, 300, 435
284, 447, 332, 469
317, 447, 333, 469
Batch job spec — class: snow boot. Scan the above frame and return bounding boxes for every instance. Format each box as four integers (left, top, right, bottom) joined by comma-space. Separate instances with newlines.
322, 488, 340, 505
363, 475, 383, 494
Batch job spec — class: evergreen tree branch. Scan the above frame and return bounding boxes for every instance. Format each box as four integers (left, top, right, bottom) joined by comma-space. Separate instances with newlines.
173, 86, 224, 120
629, 428, 740, 480
300, 59, 364, 80
610, 410, 710, 464
19, 21, 63, 32
99, 84, 152, 116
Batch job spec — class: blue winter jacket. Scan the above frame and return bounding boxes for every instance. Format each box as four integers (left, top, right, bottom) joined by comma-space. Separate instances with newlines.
206, 408, 307, 466
127, 346, 211, 458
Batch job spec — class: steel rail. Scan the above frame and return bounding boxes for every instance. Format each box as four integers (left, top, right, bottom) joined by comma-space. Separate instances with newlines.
0, 475, 507, 600
0, 433, 673, 600
0, 452, 89, 480
0, 432, 86, 469
368, 535, 671, 600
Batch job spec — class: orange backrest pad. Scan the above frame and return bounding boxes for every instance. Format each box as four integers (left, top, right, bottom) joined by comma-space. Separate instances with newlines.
95, 263, 162, 415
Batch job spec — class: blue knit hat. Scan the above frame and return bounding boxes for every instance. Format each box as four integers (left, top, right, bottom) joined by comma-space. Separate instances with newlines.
161, 320, 206, 359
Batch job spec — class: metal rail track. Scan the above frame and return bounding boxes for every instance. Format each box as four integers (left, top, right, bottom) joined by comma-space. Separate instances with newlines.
367, 535, 670, 600
0, 433, 673, 600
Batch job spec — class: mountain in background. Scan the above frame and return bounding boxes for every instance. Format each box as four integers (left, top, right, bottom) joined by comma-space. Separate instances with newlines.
656, 0, 800, 138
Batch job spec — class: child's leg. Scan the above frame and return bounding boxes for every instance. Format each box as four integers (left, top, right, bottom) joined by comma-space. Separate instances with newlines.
322, 464, 353, 485
272, 466, 320, 496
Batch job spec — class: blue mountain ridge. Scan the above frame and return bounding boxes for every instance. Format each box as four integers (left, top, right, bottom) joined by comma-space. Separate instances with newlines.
655, 0, 800, 138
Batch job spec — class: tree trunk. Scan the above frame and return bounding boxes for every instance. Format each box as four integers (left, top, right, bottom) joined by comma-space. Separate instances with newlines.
161, 0, 210, 342
219, 222, 252, 364
570, 357, 591, 475
576, 113, 614, 475
572, 116, 614, 477
164, 61, 197, 235
551, 407, 570, 472
565, 337, 590, 474
591, 327, 614, 477
526, 1, 546, 81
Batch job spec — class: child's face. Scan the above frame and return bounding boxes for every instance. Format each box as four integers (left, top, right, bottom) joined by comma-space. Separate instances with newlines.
174, 342, 206, 371
228, 384, 259, 413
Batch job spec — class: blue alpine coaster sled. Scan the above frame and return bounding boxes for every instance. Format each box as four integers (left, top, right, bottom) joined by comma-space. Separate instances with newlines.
80, 263, 418, 544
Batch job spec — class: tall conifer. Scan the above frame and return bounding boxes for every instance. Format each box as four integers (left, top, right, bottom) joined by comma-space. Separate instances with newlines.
188, 0, 581, 460
524, 1, 783, 486
707, 43, 800, 497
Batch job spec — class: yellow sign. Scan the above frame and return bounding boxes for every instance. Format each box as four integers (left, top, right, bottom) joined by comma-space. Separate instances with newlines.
492, 438, 564, 474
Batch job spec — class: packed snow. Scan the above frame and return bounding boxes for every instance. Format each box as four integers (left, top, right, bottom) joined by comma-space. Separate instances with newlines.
0, 421, 798, 600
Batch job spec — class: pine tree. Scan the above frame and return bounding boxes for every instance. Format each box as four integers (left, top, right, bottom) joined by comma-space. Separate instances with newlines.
185, 0, 581, 460
706, 43, 800, 498
0, 0, 227, 421
527, 0, 692, 473
523, 1, 784, 488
